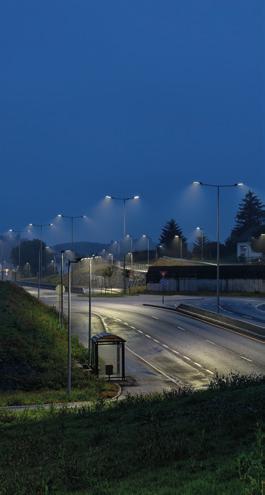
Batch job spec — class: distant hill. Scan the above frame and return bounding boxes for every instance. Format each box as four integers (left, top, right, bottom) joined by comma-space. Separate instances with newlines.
52, 241, 109, 257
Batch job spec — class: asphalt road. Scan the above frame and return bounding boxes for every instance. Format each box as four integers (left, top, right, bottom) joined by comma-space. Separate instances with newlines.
27, 288, 265, 394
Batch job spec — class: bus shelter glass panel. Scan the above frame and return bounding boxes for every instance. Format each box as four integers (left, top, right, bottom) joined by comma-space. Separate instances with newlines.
98, 343, 122, 378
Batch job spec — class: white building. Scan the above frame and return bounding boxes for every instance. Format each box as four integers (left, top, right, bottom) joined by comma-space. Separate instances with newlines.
236, 242, 262, 261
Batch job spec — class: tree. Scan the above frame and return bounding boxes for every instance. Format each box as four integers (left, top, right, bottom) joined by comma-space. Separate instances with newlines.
226, 191, 265, 256
231, 191, 265, 237
159, 219, 187, 257
11, 239, 53, 276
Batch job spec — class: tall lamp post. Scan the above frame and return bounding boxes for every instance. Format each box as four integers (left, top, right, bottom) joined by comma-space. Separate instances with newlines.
60, 250, 65, 325
142, 234, 150, 266
105, 195, 139, 293
8, 229, 23, 274
29, 223, 53, 299
57, 214, 86, 252
196, 227, 204, 260
105, 195, 140, 238
174, 235, 183, 258
67, 256, 94, 395
67, 257, 82, 396
193, 181, 243, 312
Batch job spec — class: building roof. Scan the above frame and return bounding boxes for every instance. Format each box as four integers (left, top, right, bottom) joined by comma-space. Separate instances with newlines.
91, 332, 126, 343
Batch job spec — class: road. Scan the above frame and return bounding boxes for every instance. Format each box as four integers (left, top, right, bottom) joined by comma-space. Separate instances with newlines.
27, 288, 265, 394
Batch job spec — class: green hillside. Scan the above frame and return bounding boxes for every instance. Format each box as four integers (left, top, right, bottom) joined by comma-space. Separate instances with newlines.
1, 377, 265, 494
0, 282, 90, 392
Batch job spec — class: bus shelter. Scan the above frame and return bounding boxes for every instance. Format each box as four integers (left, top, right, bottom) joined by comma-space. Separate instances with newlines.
91, 332, 126, 380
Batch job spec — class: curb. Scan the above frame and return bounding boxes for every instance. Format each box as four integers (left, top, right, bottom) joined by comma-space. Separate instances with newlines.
0, 383, 122, 413
143, 303, 265, 343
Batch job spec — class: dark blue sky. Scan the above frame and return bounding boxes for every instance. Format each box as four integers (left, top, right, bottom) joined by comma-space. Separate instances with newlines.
0, 1, 264, 245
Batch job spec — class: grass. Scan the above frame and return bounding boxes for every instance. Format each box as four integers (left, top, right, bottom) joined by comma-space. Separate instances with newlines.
1, 374, 265, 494
0, 281, 115, 404
0, 383, 118, 407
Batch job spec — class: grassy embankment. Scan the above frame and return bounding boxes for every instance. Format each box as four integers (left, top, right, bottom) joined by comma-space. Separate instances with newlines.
1, 375, 265, 494
0, 282, 116, 406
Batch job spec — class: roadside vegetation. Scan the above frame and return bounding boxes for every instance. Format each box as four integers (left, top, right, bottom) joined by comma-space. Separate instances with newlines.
0, 282, 115, 406
1, 374, 265, 494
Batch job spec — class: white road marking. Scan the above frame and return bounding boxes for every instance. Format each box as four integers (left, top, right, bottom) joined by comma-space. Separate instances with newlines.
145, 334, 152, 339
194, 362, 202, 368
138, 330, 143, 334
183, 355, 191, 361
162, 344, 169, 349
130, 326, 136, 329
240, 356, 253, 363
177, 326, 186, 331
205, 369, 214, 375
206, 339, 217, 346
172, 350, 180, 355
152, 316, 159, 320
153, 339, 160, 344
126, 346, 183, 386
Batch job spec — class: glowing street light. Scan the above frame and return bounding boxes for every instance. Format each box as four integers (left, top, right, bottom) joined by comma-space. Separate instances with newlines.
67, 255, 94, 395
174, 235, 183, 258
142, 234, 150, 266
192, 181, 244, 311
196, 226, 204, 260
28, 223, 53, 299
57, 214, 86, 252
105, 195, 140, 238
9, 228, 24, 272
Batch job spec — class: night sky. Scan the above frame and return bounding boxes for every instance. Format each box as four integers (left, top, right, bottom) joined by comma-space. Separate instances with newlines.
0, 1, 264, 245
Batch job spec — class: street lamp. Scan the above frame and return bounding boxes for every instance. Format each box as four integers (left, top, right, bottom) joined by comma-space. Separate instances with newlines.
196, 227, 204, 261
174, 235, 183, 258
105, 195, 140, 238
67, 255, 94, 395
29, 223, 53, 299
57, 214, 86, 252
142, 234, 150, 266
60, 250, 65, 326
9, 229, 24, 274
67, 257, 82, 396
192, 181, 244, 311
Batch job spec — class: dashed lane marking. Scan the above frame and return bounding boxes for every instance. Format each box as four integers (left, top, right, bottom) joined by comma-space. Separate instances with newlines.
126, 346, 183, 386
205, 369, 214, 375
206, 339, 218, 346
109, 316, 214, 377
240, 356, 253, 363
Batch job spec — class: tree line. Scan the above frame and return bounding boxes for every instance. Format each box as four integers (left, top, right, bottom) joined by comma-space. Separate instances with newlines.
9, 190, 265, 272
159, 191, 265, 261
